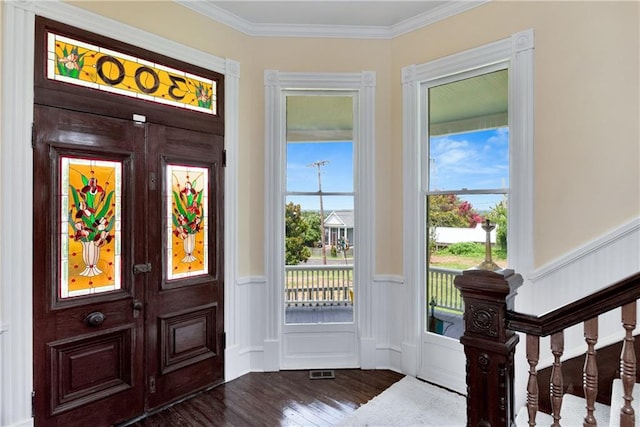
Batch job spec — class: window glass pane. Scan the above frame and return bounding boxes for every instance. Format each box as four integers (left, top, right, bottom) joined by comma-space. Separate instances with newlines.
284, 195, 354, 324
166, 164, 209, 280
60, 157, 122, 298
426, 193, 508, 339
428, 69, 509, 192
428, 127, 509, 192
286, 142, 354, 193
286, 95, 354, 193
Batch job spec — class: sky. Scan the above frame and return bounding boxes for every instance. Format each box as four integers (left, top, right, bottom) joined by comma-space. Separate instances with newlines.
429, 127, 509, 212
286, 126, 509, 213
286, 141, 354, 211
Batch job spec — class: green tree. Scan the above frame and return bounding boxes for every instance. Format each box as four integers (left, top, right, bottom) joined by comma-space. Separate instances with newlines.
487, 200, 507, 251
285, 202, 311, 265
301, 211, 322, 247
428, 194, 483, 228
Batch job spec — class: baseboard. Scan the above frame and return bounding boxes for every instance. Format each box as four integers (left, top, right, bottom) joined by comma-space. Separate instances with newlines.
5, 419, 33, 427
401, 341, 418, 376
263, 339, 280, 372
225, 344, 252, 382
372, 344, 403, 372
360, 337, 377, 369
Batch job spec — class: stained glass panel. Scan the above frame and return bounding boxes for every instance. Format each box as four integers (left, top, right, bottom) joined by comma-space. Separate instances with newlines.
47, 32, 217, 115
60, 157, 122, 298
166, 165, 209, 280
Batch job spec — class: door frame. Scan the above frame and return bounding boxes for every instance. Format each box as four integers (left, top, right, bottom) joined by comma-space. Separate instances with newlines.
263, 70, 377, 370
0, 3, 239, 424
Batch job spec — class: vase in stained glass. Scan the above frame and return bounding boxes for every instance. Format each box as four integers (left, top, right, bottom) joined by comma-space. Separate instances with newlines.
166, 164, 209, 280
60, 157, 122, 298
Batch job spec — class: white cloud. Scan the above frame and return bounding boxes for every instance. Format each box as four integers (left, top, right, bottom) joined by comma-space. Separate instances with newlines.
488, 128, 509, 145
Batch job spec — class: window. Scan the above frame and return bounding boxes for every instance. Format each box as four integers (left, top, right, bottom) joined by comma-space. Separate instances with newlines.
425, 69, 509, 339
264, 70, 375, 368
284, 93, 355, 324
403, 29, 534, 391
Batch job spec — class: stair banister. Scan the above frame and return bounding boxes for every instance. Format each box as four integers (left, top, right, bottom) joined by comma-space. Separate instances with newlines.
456, 270, 640, 427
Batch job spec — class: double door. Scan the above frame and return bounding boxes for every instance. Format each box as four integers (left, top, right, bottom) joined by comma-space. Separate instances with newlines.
33, 105, 224, 425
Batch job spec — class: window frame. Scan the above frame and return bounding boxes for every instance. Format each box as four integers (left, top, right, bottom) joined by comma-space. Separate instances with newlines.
264, 70, 376, 368
402, 29, 534, 382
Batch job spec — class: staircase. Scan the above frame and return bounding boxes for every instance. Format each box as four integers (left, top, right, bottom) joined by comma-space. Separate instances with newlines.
454, 270, 640, 426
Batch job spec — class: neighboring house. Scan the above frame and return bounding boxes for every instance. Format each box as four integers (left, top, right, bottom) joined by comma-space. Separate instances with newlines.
0, 1, 638, 426
324, 210, 354, 248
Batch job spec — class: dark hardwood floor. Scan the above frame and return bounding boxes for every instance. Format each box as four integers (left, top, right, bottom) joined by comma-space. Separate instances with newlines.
125, 369, 404, 426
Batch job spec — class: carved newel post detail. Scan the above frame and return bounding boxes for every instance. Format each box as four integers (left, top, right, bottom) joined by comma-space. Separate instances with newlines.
454, 220, 523, 426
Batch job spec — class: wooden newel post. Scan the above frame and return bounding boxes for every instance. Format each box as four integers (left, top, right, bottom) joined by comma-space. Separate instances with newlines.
454, 219, 524, 426
455, 265, 523, 426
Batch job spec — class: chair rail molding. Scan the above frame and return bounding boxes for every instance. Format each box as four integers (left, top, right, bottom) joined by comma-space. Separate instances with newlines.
527, 217, 640, 357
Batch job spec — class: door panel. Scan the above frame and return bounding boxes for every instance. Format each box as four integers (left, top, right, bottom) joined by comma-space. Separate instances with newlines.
48, 325, 134, 415
33, 105, 146, 426
145, 124, 224, 410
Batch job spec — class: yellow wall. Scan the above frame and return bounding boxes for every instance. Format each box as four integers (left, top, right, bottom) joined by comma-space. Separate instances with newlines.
391, 0, 639, 266
68, 1, 639, 273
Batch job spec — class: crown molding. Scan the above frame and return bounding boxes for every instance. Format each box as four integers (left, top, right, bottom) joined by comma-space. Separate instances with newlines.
175, 1, 488, 39
389, 0, 488, 38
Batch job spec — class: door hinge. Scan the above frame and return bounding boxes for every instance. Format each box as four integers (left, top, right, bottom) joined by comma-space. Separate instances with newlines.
222, 149, 227, 167
31, 390, 35, 417
149, 376, 156, 394
223, 332, 226, 350
31, 123, 36, 149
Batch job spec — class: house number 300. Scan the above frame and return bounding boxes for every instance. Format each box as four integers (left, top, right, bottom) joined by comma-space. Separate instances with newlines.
96, 56, 187, 101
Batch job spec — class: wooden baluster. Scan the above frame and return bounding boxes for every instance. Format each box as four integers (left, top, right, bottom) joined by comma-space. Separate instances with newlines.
620, 302, 636, 427
526, 334, 540, 426
583, 317, 598, 426
550, 331, 564, 427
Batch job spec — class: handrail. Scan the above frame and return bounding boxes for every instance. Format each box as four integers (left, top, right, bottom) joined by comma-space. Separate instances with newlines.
507, 272, 640, 336
507, 271, 640, 426
455, 267, 640, 426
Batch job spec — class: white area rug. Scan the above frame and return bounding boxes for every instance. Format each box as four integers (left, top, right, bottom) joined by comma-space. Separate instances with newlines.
338, 376, 466, 427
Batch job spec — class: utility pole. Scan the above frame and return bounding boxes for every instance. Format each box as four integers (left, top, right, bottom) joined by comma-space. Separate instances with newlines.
308, 160, 329, 265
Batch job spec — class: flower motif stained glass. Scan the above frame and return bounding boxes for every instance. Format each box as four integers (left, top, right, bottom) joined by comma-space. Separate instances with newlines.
166, 165, 209, 280
46, 32, 216, 114
60, 157, 122, 298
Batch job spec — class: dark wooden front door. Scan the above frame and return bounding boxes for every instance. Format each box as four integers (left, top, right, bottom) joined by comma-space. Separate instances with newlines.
33, 106, 146, 426
33, 105, 224, 425
144, 124, 224, 410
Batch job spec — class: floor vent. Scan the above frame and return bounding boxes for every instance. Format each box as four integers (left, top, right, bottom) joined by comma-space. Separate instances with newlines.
309, 370, 335, 380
